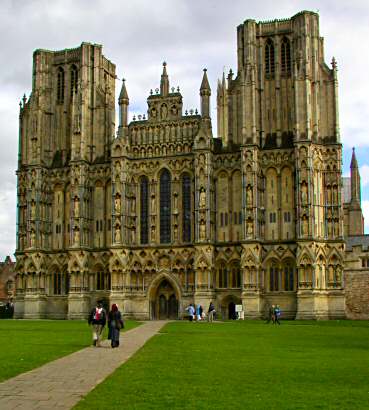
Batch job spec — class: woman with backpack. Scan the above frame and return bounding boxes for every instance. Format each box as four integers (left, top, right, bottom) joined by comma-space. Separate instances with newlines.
108, 304, 124, 348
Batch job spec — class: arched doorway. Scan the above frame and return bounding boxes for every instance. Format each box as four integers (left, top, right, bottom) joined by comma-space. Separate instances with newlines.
221, 295, 242, 320
228, 301, 236, 320
152, 279, 178, 320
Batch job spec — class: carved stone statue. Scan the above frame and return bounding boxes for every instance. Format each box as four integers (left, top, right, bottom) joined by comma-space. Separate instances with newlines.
247, 219, 253, 237
174, 225, 178, 241
30, 230, 36, 247
160, 104, 168, 120
246, 186, 253, 207
173, 192, 178, 211
73, 228, 80, 245
301, 182, 308, 205
31, 200, 36, 218
302, 216, 308, 236
334, 219, 339, 236
199, 220, 206, 241
74, 197, 80, 218
151, 195, 156, 213
150, 106, 157, 119
114, 225, 121, 243
199, 188, 206, 209
151, 225, 155, 242
114, 194, 121, 214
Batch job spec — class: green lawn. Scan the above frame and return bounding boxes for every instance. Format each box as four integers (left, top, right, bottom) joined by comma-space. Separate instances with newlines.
75, 320, 369, 410
0, 319, 140, 382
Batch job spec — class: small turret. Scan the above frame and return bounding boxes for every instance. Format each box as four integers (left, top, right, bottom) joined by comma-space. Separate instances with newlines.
350, 147, 361, 204
118, 79, 129, 133
160, 62, 169, 96
200, 68, 211, 118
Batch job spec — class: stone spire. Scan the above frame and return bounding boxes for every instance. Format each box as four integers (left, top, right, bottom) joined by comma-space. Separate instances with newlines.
118, 79, 129, 134
160, 62, 169, 96
350, 147, 361, 204
200, 68, 211, 118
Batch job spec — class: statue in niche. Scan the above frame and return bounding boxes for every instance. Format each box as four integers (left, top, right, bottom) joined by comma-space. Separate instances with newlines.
160, 104, 168, 120
301, 182, 308, 205
73, 228, 80, 245
74, 197, 80, 218
199, 220, 206, 241
151, 225, 155, 242
31, 200, 36, 218
114, 225, 121, 243
31, 138, 37, 158
115, 194, 121, 214
302, 216, 308, 236
151, 195, 156, 213
150, 107, 157, 119
199, 188, 206, 209
173, 192, 178, 211
247, 219, 253, 237
73, 113, 81, 134
131, 227, 136, 243
131, 197, 136, 214
173, 225, 178, 241
30, 230, 36, 247
246, 185, 253, 207
171, 105, 178, 116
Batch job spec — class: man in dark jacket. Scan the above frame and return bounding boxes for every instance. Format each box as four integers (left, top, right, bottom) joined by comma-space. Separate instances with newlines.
208, 301, 215, 322
88, 300, 107, 346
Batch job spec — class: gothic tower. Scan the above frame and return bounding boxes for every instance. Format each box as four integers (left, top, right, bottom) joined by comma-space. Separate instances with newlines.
217, 11, 345, 319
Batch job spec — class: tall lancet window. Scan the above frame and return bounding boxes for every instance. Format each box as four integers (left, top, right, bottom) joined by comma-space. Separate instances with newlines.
140, 176, 149, 244
281, 37, 291, 75
70, 65, 78, 97
57, 67, 65, 104
182, 173, 191, 242
160, 169, 171, 244
265, 38, 275, 76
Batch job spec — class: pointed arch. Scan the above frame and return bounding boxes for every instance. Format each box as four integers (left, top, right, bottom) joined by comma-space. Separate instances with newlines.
265, 38, 275, 76
281, 37, 291, 75
70, 64, 78, 96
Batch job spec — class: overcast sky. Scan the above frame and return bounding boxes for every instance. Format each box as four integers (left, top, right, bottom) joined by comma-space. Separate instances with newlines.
0, 0, 369, 260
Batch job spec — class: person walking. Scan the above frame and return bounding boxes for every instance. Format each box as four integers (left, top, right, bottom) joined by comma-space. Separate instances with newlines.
208, 301, 215, 322
108, 304, 124, 348
88, 300, 107, 346
266, 304, 275, 324
274, 305, 281, 325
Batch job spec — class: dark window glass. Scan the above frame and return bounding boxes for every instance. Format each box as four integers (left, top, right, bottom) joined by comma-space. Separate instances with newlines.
281, 37, 291, 75
221, 213, 224, 227
182, 173, 191, 242
96, 220, 99, 232
160, 169, 171, 243
140, 176, 149, 244
225, 213, 228, 226
239, 211, 242, 225
53, 273, 62, 295
270, 266, 279, 291
70, 65, 78, 97
57, 67, 65, 104
265, 39, 275, 76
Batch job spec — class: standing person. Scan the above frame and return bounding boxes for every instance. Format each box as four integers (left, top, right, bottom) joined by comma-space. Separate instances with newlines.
186, 304, 195, 321
199, 305, 204, 320
108, 304, 124, 348
274, 305, 281, 325
208, 301, 215, 322
196, 304, 202, 321
266, 304, 275, 324
88, 300, 106, 346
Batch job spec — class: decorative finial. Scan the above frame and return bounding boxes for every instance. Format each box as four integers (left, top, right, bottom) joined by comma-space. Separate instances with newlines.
155, 88, 159, 94
138, 114, 142, 120
203, 68, 207, 72
189, 109, 194, 115
150, 89, 153, 95
133, 115, 136, 121
331, 57, 337, 70
163, 61, 167, 67
195, 108, 198, 115
143, 114, 146, 120
171, 86, 175, 93
185, 110, 188, 116
177, 86, 180, 92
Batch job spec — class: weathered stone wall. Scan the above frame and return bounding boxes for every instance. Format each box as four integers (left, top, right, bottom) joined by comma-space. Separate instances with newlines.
344, 271, 369, 319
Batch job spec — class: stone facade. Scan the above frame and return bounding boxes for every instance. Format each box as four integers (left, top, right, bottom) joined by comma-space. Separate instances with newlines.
14, 11, 366, 320
0, 256, 15, 302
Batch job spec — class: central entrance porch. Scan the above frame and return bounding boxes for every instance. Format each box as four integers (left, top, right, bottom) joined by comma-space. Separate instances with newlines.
150, 278, 179, 320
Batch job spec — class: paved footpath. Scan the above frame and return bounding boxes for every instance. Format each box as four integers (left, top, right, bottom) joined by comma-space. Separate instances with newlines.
0, 321, 167, 410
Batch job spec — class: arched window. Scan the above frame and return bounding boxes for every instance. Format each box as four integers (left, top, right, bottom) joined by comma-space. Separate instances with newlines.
265, 39, 275, 76
283, 262, 294, 291
218, 263, 227, 288
70, 65, 78, 96
269, 263, 279, 291
57, 67, 65, 104
53, 272, 62, 295
281, 37, 291, 75
182, 173, 191, 242
160, 169, 171, 243
140, 176, 149, 244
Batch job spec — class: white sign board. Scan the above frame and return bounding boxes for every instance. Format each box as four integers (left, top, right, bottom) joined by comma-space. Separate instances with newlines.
235, 304, 243, 312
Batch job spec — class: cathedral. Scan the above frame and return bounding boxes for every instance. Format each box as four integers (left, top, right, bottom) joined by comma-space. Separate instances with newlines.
14, 11, 367, 320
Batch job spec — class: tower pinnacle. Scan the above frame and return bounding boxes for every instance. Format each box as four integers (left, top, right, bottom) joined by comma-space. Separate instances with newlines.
160, 62, 169, 96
